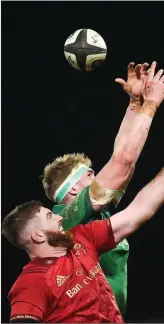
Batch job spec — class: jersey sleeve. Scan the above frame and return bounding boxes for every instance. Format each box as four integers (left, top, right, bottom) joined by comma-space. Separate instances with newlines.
84, 219, 116, 256
9, 284, 48, 323
54, 186, 98, 230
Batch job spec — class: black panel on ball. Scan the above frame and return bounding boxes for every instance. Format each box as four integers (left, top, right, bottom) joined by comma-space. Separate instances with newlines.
64, 29, 107, 71
91, 59, 105, 70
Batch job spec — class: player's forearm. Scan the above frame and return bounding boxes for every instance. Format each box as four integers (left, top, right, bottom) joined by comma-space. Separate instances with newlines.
90, 100, 157, 205
130, 167, 164, 225
114, 99, 157, 163
92, 100, 157, 197
114, 98, 141, 151
111, 168, 164, 244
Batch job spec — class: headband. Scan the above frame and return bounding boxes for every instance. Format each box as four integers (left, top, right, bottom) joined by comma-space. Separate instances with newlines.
54, 164, 91, 203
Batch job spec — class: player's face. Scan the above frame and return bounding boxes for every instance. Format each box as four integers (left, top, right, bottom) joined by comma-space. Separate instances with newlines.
76, 169, 95, 191
35, 207, 74, 249
36, 207, 64, 233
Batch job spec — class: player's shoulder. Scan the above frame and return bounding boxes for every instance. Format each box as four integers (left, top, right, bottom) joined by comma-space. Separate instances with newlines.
70, 222, 94, 242
71, 219, 110, 239
8, 257, 57, 298
70, 221, 108, 251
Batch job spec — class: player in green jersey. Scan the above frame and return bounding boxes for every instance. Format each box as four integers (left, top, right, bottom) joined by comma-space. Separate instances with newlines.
42, 61, 164, 316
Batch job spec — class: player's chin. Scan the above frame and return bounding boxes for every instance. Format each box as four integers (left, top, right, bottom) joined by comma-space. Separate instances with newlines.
46, 230, 74, 249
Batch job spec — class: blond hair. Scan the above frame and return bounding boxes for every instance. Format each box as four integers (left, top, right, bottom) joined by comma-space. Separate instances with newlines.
42, 153, 92, 202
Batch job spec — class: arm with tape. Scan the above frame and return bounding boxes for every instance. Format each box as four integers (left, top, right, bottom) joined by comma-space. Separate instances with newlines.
89, 96, 158, 210
90, 61, 162, 209
89, 179, 125, 210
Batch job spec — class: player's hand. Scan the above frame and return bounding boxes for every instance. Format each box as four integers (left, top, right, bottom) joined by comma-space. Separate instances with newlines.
115, 62, 149, 100
141, 61, 164, 107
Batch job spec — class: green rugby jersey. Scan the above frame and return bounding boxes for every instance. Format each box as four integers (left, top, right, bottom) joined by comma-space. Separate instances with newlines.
52, 186, 129, 316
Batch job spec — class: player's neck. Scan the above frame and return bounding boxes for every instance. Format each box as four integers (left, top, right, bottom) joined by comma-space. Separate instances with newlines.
29, 245, 68, 259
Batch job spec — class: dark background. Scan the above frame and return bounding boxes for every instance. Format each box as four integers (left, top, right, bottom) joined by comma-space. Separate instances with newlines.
1, 1, 164, 322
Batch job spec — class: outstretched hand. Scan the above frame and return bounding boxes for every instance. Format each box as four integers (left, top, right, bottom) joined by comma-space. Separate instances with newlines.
115, 62, 149, 100
141, 61, 164, 107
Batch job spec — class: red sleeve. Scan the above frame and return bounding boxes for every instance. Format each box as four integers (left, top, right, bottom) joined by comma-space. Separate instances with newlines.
83, 219, 116, 255
10, 285, 48, 322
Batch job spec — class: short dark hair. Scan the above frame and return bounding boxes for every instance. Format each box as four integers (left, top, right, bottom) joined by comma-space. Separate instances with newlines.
1, 200, 42, 248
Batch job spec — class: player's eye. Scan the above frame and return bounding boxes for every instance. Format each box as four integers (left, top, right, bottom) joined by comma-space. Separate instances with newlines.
47, 212, 52, 219
88, 171, 92, 177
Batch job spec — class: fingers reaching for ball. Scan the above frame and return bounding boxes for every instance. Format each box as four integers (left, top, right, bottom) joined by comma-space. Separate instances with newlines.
115, 60, 163, 103
147, 61, 157, 83
135, 64, 142, 79
142, 62, 164, 107
115, 78, 126, 87
127, 62, 149, 77
128, 62, 135, 74
153, 69, 164, 83
142, 62, 149, 71
160, 75, 164, 83
140, 63, 149, 76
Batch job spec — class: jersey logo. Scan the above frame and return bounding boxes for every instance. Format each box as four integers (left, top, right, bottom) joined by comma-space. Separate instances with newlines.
46, 260, 54, 264
73, 243, 86, 258
118, 239, 129, 251
76, 268, 84, 276
56, 275, 70, 287
66, 263, 101, 299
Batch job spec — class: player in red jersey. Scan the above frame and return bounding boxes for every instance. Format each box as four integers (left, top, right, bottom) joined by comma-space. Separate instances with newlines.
2, 167, 164, 323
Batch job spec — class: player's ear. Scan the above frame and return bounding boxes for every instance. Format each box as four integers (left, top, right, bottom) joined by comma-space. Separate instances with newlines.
31, 229, 46, 244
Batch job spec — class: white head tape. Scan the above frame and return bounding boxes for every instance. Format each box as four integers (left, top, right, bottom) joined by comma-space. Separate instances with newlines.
54, 164, 91, 203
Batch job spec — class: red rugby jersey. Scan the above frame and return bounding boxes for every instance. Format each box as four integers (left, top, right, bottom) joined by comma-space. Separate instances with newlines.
8, 219, 124, 323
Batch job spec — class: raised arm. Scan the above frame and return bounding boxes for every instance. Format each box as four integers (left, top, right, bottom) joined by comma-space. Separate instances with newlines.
114, 62, 149, 154
110, 167, 164, 244
89, 62, 164, 208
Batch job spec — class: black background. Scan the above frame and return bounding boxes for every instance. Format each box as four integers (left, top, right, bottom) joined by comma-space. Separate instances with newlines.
1, 1, 164, 322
